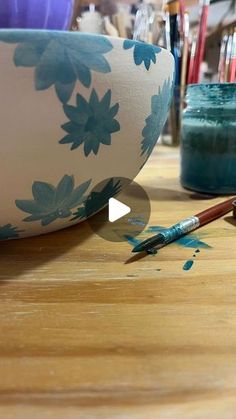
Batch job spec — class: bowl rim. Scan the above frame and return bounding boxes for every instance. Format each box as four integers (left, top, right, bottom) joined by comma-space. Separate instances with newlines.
0, 27, 173, 57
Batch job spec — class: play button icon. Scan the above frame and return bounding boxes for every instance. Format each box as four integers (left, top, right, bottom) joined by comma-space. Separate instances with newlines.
85, 177, 151, 243
108, 198, 131, 223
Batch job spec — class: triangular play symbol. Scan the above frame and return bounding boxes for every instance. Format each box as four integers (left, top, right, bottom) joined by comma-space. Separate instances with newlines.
108, 198, 131, 223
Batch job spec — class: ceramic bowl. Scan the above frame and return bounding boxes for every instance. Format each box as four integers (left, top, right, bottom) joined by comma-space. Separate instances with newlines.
0, 0, 74, 30
0, 29, 174, 241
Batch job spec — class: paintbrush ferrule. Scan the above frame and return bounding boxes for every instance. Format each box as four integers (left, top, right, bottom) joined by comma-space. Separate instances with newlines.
132, 217, 200, 253
160, 216, 200, 245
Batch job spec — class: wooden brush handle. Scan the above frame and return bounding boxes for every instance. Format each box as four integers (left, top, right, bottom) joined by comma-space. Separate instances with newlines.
196, 197, 236, 226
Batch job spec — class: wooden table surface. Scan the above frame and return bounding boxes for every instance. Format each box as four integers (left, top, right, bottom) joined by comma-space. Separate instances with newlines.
1, 145, 236, 419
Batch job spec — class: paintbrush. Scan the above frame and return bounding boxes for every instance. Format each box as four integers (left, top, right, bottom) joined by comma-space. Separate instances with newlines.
228, 28, 236, 82
164, 9, 171, 50
133, 3, 151, 43
218, 31, 228, 83
187, 32, 197, 84
178, 0, 185, 37
167, 0, 179, 54
180, 12, 189, 102
225, 31, 233, 82
132, 196, 236, 253
192, 0, 210, 83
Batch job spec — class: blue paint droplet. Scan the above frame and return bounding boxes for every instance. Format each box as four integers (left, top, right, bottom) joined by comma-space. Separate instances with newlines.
183, 260, 194, 271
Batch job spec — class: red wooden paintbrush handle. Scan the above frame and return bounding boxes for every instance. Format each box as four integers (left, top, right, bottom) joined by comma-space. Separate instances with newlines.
193, 1, 209, 83
229, 57, 236, 82
196, 197, 236, 226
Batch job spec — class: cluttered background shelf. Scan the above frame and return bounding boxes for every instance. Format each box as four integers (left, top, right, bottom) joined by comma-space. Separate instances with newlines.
0, 145, 236, 418
72, 0, 235, 146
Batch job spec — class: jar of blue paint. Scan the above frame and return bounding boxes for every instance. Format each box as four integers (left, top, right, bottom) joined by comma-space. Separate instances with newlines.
180, 83, 236, 194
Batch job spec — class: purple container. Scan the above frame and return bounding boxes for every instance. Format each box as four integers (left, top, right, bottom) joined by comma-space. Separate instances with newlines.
0, 0, 74, 30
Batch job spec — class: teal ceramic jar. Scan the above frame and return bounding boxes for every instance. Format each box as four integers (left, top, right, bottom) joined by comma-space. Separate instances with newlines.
181, 83, 236, 194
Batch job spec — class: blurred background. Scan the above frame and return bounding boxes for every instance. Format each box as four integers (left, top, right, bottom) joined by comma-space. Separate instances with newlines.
72, 0, 235, 79
71, 0, 236, 145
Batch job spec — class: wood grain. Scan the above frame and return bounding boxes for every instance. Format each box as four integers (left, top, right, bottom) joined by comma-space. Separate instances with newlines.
1, 146, 236, 418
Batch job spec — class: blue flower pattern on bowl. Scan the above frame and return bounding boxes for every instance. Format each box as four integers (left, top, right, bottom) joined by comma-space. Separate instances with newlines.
72, 178, 122, 221
0, 30, 174, 240
123, 40, 161, 70
15, 175, 91, 226
141, 78, 173, 157
0, 30, 113, 103
60, 89, 120, 156
0, 224, 24, 240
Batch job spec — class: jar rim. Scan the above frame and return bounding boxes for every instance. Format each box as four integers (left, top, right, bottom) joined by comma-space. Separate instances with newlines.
185, 83, 236, 106
187, 82, 236, 91
188, 82, 236, 89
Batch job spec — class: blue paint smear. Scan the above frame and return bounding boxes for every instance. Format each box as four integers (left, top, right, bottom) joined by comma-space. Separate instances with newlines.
176, 235, 210, 249
146, 226, 211, 249
123, 224, 209, 273
124, 222, 211, 270
183, 259, 194, 271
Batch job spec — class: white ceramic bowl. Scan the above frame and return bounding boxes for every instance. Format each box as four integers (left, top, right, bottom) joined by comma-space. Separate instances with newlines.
0, 29, 174, 241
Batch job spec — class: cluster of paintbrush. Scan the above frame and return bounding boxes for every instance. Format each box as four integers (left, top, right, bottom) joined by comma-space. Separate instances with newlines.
145, 0, 235, 143
182, 0, 210, 85
75, 1, 235, 144
218, 28, 236, 83
133, 0, 235, 85
162, 0, 212, 143
76, 1, 235, 86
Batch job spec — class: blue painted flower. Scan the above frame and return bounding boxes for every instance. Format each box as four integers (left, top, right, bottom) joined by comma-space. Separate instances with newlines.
15, 175, 91, 226
0, 30, 113, 103
72, 178, 122, 220
0, 224, 23, 240
141, 78, 173, 157
123, 39, 161, 70
60, 89, 120, 156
